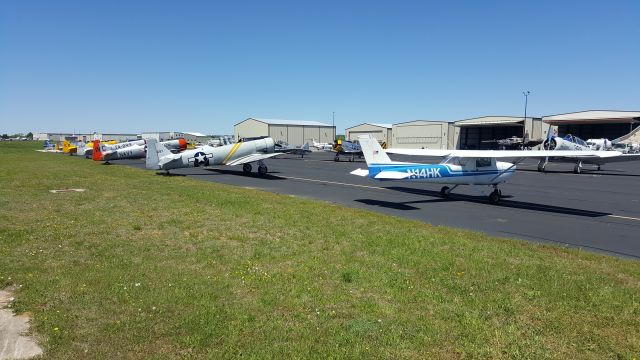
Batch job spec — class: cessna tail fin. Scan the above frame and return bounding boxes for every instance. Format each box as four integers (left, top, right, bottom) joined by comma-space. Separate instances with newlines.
357, 135, 392, 165
92, 140, 103, 161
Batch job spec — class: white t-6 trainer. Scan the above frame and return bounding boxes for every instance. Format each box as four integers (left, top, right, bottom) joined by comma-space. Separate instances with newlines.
146, 137, 280, 175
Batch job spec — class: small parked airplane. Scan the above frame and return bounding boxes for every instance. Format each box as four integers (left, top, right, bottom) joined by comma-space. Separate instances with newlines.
481, 136, 543, 150
145, 137, 280, 175
62, 140, 78, 155
92, 138, 187, 162
312, 139, 333, 151
332, 139, 363, 162
350, 135, 619, 204
274, 141, 312, 158
539, 134, 640, 173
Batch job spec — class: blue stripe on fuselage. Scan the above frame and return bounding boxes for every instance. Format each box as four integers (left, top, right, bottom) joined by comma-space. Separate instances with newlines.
367, 163, 514, 180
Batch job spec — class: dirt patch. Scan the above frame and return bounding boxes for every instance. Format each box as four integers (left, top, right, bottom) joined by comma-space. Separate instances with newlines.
0, 287, 43, 359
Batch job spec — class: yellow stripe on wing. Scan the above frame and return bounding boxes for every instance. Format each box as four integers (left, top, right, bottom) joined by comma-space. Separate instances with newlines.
222, 142, 242, 164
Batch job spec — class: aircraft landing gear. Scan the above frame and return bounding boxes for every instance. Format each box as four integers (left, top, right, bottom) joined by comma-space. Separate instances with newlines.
597, 165, 601, 171
257, 160, 268, 176
537, 159, 546, 172
488, 185, 502, 204
440, 185, 458, 198
573, 161, 582, 174
243, 163, 252, 174
334, 154, 340, 162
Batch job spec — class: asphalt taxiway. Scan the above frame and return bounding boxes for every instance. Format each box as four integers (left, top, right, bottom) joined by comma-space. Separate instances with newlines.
115, 152, 640, 258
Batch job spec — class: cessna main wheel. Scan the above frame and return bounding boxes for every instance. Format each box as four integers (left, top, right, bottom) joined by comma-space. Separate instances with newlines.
258, 165, 268, 175
440, 186, 450, 198
488, 190, 501, 204
243, 163, 252, 174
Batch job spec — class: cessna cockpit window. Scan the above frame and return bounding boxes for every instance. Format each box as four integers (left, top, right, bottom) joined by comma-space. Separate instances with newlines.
476, 158, 492, 167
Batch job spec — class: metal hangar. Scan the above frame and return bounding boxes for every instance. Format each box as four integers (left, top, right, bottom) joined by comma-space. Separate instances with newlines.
345, 123, 392, 146
234, 118, 335, 146
391, 120, 453, 149
454, 116, 546, 150
542, 110, 640, 141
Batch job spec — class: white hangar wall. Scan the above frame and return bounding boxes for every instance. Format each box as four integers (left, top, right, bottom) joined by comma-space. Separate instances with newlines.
235, 118, 335, 146
346, 123, 393, 147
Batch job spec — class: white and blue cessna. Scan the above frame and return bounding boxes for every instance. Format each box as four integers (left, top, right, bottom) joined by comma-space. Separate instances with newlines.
351, 135, 619, 204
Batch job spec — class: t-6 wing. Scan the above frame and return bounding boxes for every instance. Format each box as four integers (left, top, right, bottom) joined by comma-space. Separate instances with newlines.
225, 153, 280, 166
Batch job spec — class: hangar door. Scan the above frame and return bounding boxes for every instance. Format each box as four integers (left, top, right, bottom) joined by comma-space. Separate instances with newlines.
394, 124, 444, 149
348, 130, 383, 141
304, 127, 320, 144
558, 123, 639, 141
459, 124, 523, 150
269, 125, 288, 144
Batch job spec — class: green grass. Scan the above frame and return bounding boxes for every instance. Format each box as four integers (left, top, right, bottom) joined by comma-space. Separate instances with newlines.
1, 141, 639, 359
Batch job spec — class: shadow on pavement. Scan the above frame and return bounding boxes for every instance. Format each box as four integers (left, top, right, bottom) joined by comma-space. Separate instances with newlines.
355, 186, 612, 217
204, 168, 286, 180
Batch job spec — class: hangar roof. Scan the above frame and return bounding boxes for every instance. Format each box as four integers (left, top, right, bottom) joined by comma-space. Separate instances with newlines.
184, 131, 207, 137
454, 116, 536, 127
393, 119, 451, 126
543, 110, 640, 125
346, 123, 392, 130
238, 118, 334, 127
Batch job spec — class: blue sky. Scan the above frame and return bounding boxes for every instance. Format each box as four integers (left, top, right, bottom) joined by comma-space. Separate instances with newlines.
1, 0, 638, 134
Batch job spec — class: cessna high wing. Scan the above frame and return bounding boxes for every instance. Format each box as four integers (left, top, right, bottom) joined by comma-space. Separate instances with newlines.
539, 134, 640, 173
145, 137, 280, 175
350, 135, 619, 204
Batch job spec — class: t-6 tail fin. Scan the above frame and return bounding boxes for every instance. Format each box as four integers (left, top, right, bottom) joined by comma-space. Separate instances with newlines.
145, 138, 172, 170
357, 135, 392, 165
62, 140, 77, 155
92, 140, 103, 161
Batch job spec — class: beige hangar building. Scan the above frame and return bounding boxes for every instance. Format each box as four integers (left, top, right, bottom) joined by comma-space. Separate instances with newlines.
234, 118, 336, 146
454, 116, 546, 150
345, 123, 392, 146
387, 116, 547, 150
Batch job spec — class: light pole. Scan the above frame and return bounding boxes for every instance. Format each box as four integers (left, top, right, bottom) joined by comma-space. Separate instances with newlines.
522, 91, 531, 141
332, 112, 335, 139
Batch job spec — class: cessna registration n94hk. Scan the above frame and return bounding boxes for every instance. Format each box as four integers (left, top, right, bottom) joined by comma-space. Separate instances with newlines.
351, 135, 621, 204
145, 137, 280, 175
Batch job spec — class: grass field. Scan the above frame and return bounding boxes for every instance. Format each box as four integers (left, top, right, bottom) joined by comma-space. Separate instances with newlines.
1, 141, 639, 359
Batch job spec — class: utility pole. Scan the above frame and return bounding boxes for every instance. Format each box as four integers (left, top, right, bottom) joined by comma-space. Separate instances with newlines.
332, 112, 336, 139
523, 91, 531, 140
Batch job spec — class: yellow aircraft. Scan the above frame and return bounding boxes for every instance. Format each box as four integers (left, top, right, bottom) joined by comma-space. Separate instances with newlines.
62, 140, 78, 155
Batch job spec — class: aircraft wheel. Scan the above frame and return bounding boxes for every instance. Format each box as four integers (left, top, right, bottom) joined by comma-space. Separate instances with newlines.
597, 165, 601, 171
537, 162, 545, 172
258, 165, 268, 175
334, 155, 339, 162
440, 186, 450, 198
488, 190, 501, 204
243, 163, 252, 174
573, 164, 581, 174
